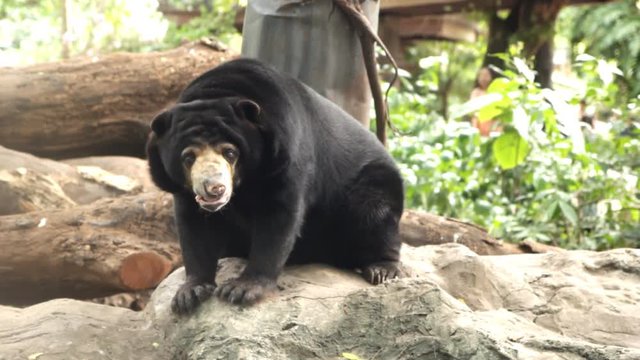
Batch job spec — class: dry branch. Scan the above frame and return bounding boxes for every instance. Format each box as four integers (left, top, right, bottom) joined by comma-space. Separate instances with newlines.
333, 0, 399, 146
0, 42, 232, 159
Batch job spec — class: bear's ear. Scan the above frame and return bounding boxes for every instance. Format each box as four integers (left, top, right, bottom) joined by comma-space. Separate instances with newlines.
150, 111, 172, 136
145, 133, 183, 193
235, 99, 261, 123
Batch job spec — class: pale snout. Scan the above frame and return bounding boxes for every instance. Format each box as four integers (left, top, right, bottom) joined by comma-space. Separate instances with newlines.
190, 150, 234, 212
193, 176, 232, 212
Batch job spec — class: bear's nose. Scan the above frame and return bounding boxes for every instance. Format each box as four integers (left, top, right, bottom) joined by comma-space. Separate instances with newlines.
204, 181, 226, 199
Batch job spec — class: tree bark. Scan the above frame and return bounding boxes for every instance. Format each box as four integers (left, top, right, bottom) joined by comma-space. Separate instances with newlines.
0, 192, 180, 306
400, 209, 527, 255
0, 189, 543, 305
533, 39, 554, 89
62, 155, 157, 192
0, 144, 552, 305
483, 12, 516, 76
60, 0, 69, 59
516, 0, 564, 89
482, 0, 564, 87
0, 42, 231, 160
0, 146, 155, 215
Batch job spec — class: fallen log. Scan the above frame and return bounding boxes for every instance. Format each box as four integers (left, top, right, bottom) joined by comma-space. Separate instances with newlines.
0, 192, 180, 306
0, 146, 154, 215
400, 209, 526, 255
0, 144, 548, 306
0, 186, 536, 305
0, 41, 232, 159
62, 155, 156, 192
90, 289, 153, 311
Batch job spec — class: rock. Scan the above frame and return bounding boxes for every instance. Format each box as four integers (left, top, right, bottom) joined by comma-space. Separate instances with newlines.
0, 300, 166, 360
1, 244, 639, 359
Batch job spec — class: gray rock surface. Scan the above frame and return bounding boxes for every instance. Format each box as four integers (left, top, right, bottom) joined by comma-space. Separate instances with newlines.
0, 300, 164, 360
1, 244, 639, 360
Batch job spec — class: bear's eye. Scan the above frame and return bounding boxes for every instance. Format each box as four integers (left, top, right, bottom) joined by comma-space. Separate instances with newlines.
182, 152, 196, 168
222, 148, 238, 162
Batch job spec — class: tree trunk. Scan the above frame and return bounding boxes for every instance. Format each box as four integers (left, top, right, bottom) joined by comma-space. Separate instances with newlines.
0, 146, 155, 215
516, 0, 563, 89
0, 191, 542, 306
483, 12, 516, 76
0, 42, 230, 160
62, 155, 156, 192
534, 39, 554, 89
0, 192, 180, 306
400, 209, 527, 255
60, 0, 69, 59
0, 148, 554, 306
482, 0, 564, 87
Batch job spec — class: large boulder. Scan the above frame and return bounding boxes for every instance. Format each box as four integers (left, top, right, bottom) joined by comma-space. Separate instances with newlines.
1, 244, 639, 359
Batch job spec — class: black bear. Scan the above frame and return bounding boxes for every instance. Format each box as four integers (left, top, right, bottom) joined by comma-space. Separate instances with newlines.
146, 58, 404, 314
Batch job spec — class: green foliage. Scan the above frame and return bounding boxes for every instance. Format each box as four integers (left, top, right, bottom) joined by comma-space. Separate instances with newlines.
558, 0, 640, 99
405, 39, 485, 119
492, 130, 530, 170
0, 0, 241, 65
389, 55, 640, 250
1, 0, 63, 63
0, 0, 168, 64
162, 0, 241, 49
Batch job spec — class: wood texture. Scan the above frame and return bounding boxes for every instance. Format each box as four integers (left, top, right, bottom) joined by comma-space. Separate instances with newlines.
0, 193, 180, 305
0, 146, 154, 215
0, 42, 230, 159
400, 209, 526, 255
0, 192, 535, 305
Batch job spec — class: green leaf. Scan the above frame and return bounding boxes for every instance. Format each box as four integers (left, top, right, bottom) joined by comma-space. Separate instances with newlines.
513, 57, 535, 83
596, 59, 623, 85
450, 93, 503, 119
478, 104, 503, 122
558, 201, 578, 226
544, 200, 559, 221
487, 77, 517, 93
576, 53, 596, 62
512, 106, 530, 140
492, 131, 530, 170
419, 55, 445, 69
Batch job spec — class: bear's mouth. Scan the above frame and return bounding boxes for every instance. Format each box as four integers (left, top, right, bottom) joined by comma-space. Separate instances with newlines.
195, 194, 230, 212
187, 144, 236, 213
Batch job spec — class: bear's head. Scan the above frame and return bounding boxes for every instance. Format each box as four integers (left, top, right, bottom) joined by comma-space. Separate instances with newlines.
146, 97, 262, 212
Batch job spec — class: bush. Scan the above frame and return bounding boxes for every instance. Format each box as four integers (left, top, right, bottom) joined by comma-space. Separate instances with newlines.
389, 55, 640, 250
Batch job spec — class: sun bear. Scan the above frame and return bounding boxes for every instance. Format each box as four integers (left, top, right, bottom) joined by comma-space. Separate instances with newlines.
146, 58, 404, 314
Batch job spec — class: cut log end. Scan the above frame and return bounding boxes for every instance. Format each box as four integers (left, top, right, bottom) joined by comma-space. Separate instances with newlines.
119, 252, 173, 290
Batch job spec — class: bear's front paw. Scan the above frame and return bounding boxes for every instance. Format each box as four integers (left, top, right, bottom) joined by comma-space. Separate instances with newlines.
171, 280, 216, 315
213, 276, 277, 305
362, 261, 402, 285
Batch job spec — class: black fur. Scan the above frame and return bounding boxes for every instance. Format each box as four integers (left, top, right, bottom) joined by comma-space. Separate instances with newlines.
147, 58, 404, 314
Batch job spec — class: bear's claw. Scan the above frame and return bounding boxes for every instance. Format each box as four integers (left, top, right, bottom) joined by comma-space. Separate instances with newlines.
362, 261, 401, 285
214, 276, 277, 305
171, 281, 216, 315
